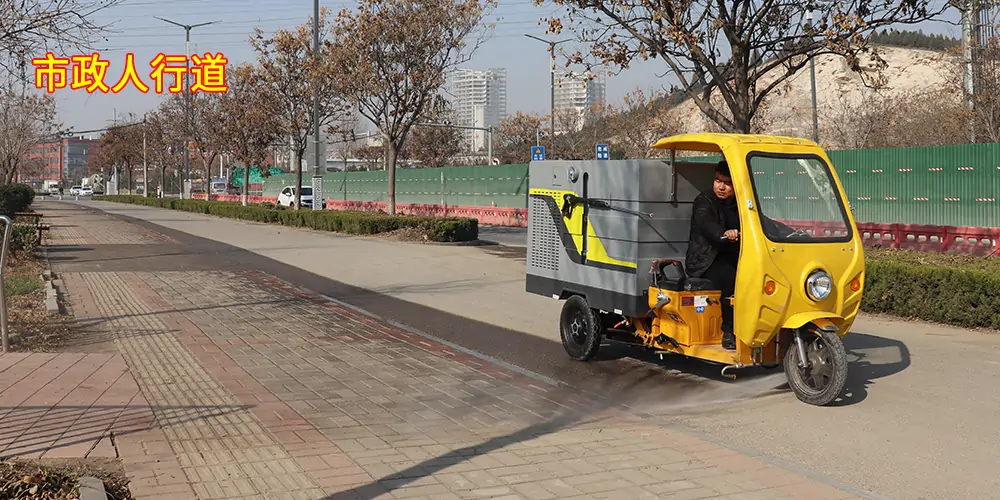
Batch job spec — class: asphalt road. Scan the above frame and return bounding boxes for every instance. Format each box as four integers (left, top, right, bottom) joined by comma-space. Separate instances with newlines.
478, 225, 527, 247
49, 200, 1000, 500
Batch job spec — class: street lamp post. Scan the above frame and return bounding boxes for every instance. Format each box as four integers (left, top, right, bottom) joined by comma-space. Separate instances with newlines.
155, 16, 221, 199
524, 34, 572, 151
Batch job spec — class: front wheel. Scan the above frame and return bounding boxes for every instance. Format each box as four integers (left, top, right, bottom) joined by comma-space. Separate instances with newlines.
559, 295, 602, 361
783, 327, 848, 406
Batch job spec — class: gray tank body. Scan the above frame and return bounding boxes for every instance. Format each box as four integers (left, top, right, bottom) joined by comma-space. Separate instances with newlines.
525, 158, 715, 317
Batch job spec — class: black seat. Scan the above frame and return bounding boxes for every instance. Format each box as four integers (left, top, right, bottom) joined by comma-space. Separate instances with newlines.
651, 259, 718, 292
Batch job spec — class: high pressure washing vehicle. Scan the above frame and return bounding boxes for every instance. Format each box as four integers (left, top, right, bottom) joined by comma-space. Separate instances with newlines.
525, 133, 865, 406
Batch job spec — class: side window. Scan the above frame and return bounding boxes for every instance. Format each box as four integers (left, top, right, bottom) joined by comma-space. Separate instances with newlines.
281, 187, 290, 196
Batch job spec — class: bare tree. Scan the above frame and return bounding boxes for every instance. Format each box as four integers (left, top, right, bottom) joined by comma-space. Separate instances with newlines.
0, 0, 121, 75
216, 63, 282, 206
328, 0, 496, 214
539, 0, 953, 133
250, 9, 347, 209
0, 82, 59, 184
606, 88, 683, 158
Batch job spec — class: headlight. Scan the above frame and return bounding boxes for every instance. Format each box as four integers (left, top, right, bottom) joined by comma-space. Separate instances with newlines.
805, 270, 833, 301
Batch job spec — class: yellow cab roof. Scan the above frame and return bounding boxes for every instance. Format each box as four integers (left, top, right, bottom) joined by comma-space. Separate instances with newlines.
650, 132, 820, 153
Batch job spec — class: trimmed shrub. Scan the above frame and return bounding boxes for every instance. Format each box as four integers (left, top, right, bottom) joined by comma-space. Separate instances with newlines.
93, 195, 479, 242
0, 183, 35, 216
860, 249, 1000, 330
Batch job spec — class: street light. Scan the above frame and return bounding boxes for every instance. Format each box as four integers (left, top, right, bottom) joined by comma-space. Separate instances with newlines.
524, 33, 572, 150
155, 16, 221, 199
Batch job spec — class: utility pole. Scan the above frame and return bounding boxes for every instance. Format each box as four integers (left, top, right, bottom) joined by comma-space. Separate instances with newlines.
313, 0, 322, 176
961, 0, 978, 141
806, 6, 819, 143
142, 112, 148, 197
524, 34, 572, 152
155, 16, 221, 198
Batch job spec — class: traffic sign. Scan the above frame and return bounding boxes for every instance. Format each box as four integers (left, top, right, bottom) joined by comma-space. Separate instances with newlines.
491, 157, 501, 165
531, 145, 546, 161
596, 143, 609, 160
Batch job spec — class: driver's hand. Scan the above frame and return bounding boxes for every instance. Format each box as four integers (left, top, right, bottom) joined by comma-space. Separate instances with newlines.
724, 229, 739, 241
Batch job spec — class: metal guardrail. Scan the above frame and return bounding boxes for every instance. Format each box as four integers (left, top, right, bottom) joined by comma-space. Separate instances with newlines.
0, 215, 11, 353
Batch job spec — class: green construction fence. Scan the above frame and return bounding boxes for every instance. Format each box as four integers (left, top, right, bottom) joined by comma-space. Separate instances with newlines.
262, 142, 1000, 228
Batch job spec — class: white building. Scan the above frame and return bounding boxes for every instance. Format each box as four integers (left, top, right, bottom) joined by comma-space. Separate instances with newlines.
553, 70, 607, 134
445, 68, 507, 153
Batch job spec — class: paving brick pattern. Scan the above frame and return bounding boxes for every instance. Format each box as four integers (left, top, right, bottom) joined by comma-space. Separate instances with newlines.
44, 205, 173, 245
79, 271, 329, 499
0, 352, 147, 459
37, 202, 863, 500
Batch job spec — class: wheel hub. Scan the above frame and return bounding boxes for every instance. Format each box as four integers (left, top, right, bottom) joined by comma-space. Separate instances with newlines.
798, 337, 833, 391
569, 315, 585, 343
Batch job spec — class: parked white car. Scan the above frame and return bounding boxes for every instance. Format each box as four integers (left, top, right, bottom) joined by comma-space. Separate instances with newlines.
276, 186, 323, 209
70, 185, 82, 195
79, 186, 94, 196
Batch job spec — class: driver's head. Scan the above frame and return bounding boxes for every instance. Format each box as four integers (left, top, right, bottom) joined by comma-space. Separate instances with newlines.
713, 160, 735, 200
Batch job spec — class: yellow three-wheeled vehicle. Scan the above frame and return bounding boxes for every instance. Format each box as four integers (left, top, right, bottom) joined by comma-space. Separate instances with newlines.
525, 133, 864, 406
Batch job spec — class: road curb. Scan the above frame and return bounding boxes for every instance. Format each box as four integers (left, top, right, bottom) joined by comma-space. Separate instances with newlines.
38, 247, 62, 315
77, 476, 108, 500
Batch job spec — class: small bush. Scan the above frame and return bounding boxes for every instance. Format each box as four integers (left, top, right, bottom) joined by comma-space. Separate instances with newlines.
9, 225, 37, 255
94, 195, 479, 242
0, 183, 35, 216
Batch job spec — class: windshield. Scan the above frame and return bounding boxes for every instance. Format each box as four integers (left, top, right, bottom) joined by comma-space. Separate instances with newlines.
746, 153, 851, 243
300, 187, 313, 195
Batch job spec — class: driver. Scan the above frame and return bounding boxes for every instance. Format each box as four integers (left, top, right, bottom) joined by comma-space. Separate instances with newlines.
685, 160, 740, 350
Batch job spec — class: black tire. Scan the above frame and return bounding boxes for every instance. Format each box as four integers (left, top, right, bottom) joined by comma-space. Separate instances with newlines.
783, 327, 848, 406
559, 295, 603, 361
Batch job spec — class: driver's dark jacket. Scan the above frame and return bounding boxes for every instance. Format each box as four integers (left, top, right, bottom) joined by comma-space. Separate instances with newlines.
685, 191, 738, 278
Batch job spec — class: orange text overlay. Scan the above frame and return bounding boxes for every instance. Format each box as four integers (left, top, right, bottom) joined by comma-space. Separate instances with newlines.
31, 52, 229, 94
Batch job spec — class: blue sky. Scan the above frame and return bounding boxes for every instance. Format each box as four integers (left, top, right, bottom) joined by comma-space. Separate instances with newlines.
40, 0, 964, 134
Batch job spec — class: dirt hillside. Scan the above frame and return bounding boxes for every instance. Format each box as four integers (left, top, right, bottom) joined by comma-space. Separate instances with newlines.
668, 45, 961, 148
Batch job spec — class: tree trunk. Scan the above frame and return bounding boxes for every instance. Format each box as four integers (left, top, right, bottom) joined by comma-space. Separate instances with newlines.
386, 142, 398, 215
293, 150, 303, 210
242, 163, 250, 206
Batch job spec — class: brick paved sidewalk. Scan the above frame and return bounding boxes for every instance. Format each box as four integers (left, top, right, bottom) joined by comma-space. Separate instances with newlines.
36, 202, 864, 500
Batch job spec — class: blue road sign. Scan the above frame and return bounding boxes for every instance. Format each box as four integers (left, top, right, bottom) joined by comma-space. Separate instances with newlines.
531, 145, 546, 161
595, 144, 609, 160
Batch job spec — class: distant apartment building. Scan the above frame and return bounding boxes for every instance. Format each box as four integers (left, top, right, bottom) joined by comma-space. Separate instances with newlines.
24, 137, 100, 188
553, 70, 606, 134
445, 68, 507, 153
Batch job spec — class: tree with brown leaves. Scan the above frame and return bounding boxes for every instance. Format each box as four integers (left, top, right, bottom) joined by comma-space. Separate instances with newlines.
538, 0, 953, 133
95, 113, 145, 193
216, 63, 282, 206
328, 0, 496, 214
251, 9, 347, 209
403, 103, 463, 168
493, 112, 544, 164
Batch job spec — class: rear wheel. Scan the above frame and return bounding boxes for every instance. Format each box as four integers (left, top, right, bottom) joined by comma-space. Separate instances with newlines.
559, 295, 602, 361
783, 327, 848, 406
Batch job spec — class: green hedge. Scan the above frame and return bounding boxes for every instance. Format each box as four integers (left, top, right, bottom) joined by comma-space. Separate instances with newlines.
862, 249, 1000, 330
0, 183, 35, 216
93, 195, 479, 242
